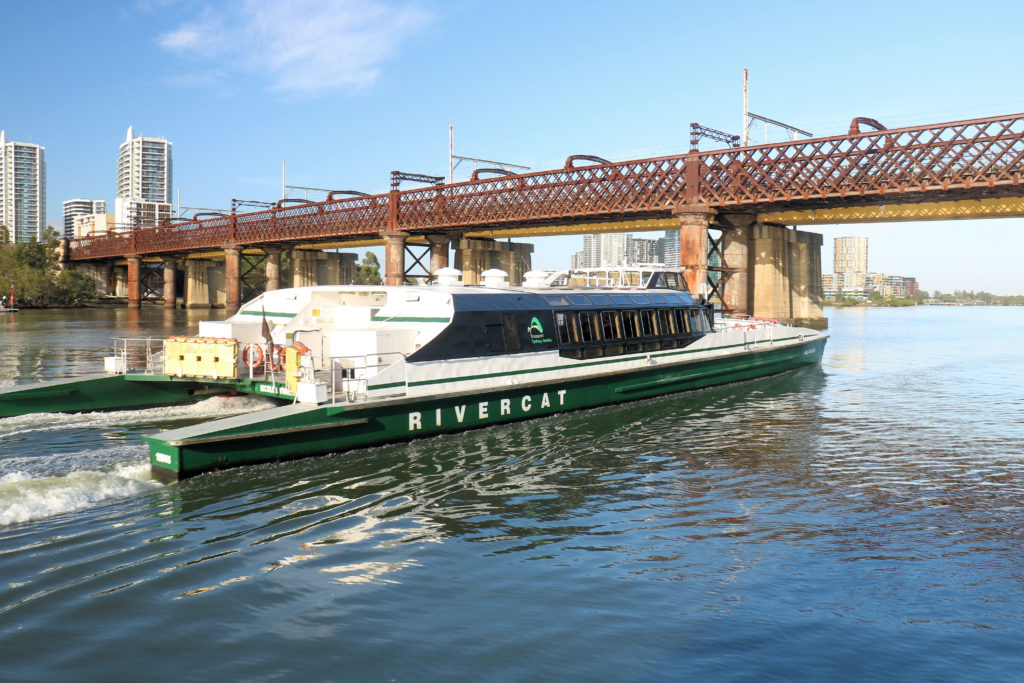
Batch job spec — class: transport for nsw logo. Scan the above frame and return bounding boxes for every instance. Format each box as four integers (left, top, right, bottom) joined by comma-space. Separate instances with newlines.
528, 317, 552, 344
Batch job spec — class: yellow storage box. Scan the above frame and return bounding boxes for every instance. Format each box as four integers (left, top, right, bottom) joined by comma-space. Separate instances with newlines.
164, 337, 238, 379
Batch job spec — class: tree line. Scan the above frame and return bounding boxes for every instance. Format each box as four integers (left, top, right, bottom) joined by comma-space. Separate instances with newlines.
0, 224, 386, 308
0, 226, 96, 307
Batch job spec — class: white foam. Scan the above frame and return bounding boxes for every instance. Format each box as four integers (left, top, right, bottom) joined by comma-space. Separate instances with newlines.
0, 467, 160, 527
0, 395, 278, 527
0, 394, 276, 439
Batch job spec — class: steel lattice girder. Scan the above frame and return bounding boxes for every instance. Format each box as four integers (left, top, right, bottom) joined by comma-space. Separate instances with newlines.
70, 112, 1024, 261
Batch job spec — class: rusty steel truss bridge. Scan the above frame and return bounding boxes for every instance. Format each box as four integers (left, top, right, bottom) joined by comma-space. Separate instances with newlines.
71, 111, 1024, 263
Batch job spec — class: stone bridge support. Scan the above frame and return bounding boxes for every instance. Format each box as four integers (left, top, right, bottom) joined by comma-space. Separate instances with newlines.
382, 232, 408, 286
426, 234, 453, 275
264, 247, 283, 291
678, 213, 825, 328
749, 224, 824, 327
291, 249, 354, 287
163, 256, 177, 308
453, 238, 533, 285
76, 262, 114, 297
224, 247, 241, 312
126, 256, 141, 309
676, 210, 714, 297
185, 259, 224, 309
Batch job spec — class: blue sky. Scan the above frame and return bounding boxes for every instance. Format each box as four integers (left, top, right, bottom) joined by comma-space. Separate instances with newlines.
6, 0, 1024, 293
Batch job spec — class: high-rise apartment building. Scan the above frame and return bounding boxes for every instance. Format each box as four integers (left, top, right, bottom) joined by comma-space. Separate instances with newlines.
579, 233, 634, 268
834, 236, 868, 274
63, 199, 107, 238
661, 230, 680, 267
115, 126, 172, 229
0, 130, 46, 243
631, 237, 660, 265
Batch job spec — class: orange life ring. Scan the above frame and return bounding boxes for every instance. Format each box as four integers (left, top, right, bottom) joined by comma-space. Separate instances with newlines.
242, 343, 264, 369
747, 325, 756, 331
293, 341, 310, 356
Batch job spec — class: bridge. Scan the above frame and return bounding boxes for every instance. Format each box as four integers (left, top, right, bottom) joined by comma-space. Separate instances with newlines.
67, 112, 1024, 326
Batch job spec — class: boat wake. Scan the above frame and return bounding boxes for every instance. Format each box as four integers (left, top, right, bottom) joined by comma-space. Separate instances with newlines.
0, 395, 277, 527
0, 394, 276, 439
0, 459, 158, 527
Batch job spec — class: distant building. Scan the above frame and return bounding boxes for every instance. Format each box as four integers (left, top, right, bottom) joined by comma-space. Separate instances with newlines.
115, 126, 172, 229
63, 199, 107, 238
822, 273, 837, 299
631, 237, 660, 265
72, 213, 117, 238
661, 230, 680, 267
114, 198, 172, 230
579, 233, 631, 268
834, 236, 868, 275
0, 130, 46, 243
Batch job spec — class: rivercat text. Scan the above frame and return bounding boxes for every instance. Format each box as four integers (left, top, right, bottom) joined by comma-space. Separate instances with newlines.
408, 389, 568, 431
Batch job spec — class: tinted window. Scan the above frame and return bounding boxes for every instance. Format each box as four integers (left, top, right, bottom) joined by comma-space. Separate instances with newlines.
640, 310, 655, 336
622, 311, 639, 338
601, 311, 621, 340
579, 312, 601, 342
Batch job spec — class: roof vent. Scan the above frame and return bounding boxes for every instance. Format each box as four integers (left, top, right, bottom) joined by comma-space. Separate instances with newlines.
434, 267, 463, 287
481, 269, 510, 289
523, 270, 550, 288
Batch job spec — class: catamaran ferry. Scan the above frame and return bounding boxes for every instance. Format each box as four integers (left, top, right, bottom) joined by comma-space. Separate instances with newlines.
0, 267, 827, 481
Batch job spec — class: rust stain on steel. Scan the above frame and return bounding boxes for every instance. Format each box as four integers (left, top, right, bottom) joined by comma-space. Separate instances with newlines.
70, 112, 1024, 261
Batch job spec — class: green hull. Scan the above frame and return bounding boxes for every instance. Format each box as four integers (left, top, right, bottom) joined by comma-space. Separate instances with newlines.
146, 337, 827, 481
0, 373, 233, 418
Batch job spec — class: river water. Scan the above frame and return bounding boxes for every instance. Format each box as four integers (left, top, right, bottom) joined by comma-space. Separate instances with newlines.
1, 305, 1022, 681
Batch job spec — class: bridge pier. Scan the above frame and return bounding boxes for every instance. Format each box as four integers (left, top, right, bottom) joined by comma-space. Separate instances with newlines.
126, 256, 141, 309
453, 238, 533, 285
719, 216, 751, 312
76, 262, 113, 297
677, 210, 713, 296
382, 232, 408, 286
677, 212, 825, 327
224, 247, 241, 312
163, 256, 177, 308
426, 234, 452, 274
264, 247, 282, 291
185, 259, 224, 308
290, 249, 355, 287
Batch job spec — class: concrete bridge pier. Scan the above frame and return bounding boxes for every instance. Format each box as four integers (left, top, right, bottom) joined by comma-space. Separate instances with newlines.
676, 210, 714, 297
677, 212, 825, 328
163, 256, 177, 308
76, 262, 113, 297
719, 216, 752, 313
382, 232, 409, 286
426, 234, 453, 275
185, 259, 223, 308
126, 256, 141, 309
290, 249, 356, 287
224, 247, 241, 312
264, 247, 283, 291
453, 238, 533, 285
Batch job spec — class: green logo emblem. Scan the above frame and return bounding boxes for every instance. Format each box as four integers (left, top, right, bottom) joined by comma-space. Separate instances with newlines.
528, 316, 551, 344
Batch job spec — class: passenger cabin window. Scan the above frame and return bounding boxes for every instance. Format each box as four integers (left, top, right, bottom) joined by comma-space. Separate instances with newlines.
557, 305, 711, 360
